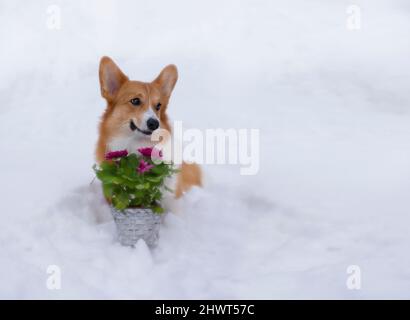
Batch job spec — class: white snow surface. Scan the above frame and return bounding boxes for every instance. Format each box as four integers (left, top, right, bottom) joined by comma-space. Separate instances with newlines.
1, 0, 410, 299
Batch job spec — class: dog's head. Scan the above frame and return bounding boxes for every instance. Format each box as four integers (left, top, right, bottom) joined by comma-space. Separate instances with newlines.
99, 56, 177, 140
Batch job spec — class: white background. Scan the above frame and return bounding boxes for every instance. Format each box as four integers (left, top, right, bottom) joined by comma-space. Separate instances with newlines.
0, 0, 409, 298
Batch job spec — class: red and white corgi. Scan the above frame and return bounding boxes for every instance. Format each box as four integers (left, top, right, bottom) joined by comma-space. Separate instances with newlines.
96, 56, 201, 198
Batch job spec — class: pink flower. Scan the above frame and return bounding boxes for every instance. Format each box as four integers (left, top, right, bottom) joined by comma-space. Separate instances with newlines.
137, 147, 162, 158
105, 149, 128, 160
137, 159, 154, 174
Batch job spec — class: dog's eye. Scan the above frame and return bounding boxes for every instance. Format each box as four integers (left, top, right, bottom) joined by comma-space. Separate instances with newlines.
155, 103, 161, 111
130, 98, 141, 106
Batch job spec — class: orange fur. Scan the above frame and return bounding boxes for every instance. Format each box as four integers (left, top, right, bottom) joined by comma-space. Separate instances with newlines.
175, 162, 202, 198
96, 56, 202, 198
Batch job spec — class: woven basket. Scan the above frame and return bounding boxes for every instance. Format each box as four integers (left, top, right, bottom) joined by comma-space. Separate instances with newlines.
110, 207, 161, 248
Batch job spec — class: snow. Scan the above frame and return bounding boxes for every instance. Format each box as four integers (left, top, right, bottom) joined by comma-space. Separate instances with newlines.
1, 0, 410, 299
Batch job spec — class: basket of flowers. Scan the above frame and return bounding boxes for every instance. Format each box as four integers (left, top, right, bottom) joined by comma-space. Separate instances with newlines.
93, 147, 177, 248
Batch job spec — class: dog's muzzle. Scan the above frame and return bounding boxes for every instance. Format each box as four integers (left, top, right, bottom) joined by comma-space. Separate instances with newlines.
130, 120, 153, 135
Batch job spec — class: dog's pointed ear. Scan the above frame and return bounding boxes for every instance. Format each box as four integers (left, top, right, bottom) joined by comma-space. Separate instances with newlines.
99, 56, 128, 103
153, 64, 178, 98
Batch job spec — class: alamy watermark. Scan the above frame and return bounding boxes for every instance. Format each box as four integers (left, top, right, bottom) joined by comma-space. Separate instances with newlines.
346, 5, 361, 30
46, 265, 61, 290
346, 265, 361, 290
150, 121, 260, 175
46, 5, 61, 30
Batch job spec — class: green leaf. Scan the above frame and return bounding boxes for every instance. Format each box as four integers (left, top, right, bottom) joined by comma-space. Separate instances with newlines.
119, 157, 128, 168
152, 205, 164, 214
102, 183, 113, 198
135, 184, 146, 190
111, 176, 124, 184
113, 189, 130, 210
100, 161, 117, 173
146, 176, 163, 183
151, 165, 165, 175
96, 171, 115, 183
127, 153, 139, 168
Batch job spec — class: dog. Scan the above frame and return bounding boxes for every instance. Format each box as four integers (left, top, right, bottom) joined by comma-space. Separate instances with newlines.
95, 56, 202, 198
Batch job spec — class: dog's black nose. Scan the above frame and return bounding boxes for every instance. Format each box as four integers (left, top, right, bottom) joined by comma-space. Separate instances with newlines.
147, 118, 159, 131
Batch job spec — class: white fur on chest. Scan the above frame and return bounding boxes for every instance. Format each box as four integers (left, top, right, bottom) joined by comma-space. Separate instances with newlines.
107, 135, 155, 155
